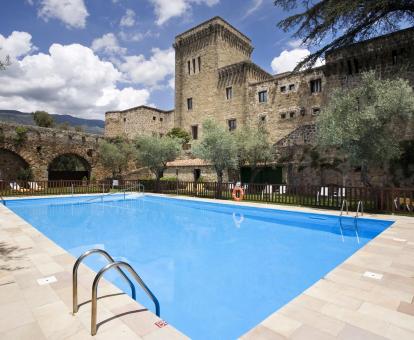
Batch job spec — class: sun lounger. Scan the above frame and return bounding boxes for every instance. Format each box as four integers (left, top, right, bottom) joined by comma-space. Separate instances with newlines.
10, 182, 29, 192
28, 182, 44, 191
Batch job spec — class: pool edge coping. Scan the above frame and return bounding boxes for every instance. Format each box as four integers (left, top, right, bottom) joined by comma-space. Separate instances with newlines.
1, 193, 414, 339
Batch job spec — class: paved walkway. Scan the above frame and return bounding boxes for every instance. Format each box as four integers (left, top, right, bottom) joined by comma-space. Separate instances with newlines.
1, 195, 414, 339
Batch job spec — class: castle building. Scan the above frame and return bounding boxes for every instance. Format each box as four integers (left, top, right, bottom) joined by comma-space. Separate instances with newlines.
105, 17, 414, 184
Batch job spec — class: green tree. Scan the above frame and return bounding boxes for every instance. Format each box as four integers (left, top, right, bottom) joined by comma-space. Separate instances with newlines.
33, 111, 54, 128
98, 139, 134, 178
14, 126, 28, 146
193, 119, 238, 196
74, 125, 85, 133
134, 135, 181, 189
317, 71, 414, 186
57, 122, 70, 130
274, 0, 414, 70
235, 125, 274, 182
166, 127, 191, 144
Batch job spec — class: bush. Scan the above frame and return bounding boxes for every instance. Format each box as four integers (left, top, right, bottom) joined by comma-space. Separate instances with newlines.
14, 126, 28, 145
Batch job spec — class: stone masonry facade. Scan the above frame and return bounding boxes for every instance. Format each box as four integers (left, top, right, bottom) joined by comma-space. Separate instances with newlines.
104, 17, 414, 184
106, 17, 414, 145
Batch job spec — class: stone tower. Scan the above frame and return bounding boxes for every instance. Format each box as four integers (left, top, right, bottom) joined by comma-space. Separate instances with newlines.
173, 17, 271, 140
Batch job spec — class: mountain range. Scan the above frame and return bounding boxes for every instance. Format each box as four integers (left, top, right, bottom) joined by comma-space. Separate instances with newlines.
0, 110, 105, 134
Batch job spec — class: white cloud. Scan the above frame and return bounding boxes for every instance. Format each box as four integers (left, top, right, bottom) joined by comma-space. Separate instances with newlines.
119, 48, 175, 88
287, 39, 302, 49
243, 0, 263, 18
0, 32, 151, 119
150, 0, 219, 25
0, 31, 36, 59
119, 30, 159, 43
91, 33, 126, 56
38, 0, 89, 29
120, 9, 136, 27
271, 48, 324, 74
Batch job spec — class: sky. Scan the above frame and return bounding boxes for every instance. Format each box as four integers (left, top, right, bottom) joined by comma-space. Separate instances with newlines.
0, 0, 318, 120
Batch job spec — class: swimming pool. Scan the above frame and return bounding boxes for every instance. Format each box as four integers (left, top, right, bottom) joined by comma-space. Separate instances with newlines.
6, 194, 393, 339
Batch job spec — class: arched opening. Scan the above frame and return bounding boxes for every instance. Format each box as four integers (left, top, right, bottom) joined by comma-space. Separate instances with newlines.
0, 148, 32, 181
48, 154, 91, 181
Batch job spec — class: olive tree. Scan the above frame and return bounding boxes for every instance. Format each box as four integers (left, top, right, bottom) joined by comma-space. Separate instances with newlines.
33, 111, 54, 128
193, 119, 238, 196
235, 124, 274, 182
99, 139, 134, 178
317, 71, 414, 186
134, 135, 181, 190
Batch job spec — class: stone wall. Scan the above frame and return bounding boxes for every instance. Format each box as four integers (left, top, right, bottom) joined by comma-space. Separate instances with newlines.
246, 68, 325, 143
105, 106, 174, 139
0, 122, 109, 181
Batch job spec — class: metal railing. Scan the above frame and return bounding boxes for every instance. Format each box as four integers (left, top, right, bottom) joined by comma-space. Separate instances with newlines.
356, 200, 364, 218
339, 199, 349, 216
2, 179, 414, 214
72, 249, 136, 314
123, 182, 144, 199
91, 261, 160, 336
72, 248, 159, 336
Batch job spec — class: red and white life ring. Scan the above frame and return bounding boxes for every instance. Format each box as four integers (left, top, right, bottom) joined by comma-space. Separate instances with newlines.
232, 187, 244, 201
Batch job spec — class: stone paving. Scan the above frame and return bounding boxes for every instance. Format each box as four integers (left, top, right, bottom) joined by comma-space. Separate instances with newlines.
1, 194, 414, 339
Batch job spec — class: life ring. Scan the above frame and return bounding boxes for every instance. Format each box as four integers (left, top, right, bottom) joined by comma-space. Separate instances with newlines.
232, 187, 244, 201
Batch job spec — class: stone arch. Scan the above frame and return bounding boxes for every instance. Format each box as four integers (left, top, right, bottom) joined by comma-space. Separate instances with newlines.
0, 148, 32, 181
48, 153, 91, 181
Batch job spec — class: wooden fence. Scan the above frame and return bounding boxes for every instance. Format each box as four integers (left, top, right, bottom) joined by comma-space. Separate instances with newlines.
1, 179, 414, 214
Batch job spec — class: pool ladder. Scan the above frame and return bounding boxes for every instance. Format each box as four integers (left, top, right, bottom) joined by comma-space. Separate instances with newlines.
339, 200, 363, 243
72, 249, 160, 336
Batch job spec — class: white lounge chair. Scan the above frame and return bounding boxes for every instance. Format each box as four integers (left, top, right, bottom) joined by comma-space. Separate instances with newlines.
278, 185, 287, 194
261, 185, 273, 199
10, 182, 29, 192
28, 182, 43, 191
317, 186, 329, 203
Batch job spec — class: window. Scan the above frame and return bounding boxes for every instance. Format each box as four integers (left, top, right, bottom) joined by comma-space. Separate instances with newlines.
280, 113, 286, 119
228, 119, 237, 131
347, 60, 353, 75
289, 111, 295, 118
258, 90, 268, 103
153, 116, 156, 120
123, 117, 127, 122
187, 98, 193, 110
194, 169, 201, 181
312, 108, 320, 115
260, 115, 266, 122
392, 50, 398, 65
300, 108, 306, 116
226, 86, 233, 100
160, 117, 163, 122
310, 79, 322, 93
289, 84, 295, 91
191, 125, 198, 140
192, 58, 196, 74
280, 86, 286, 93
198, 56, 201, 72
354, 58, 359, 73
187, 61, 191, 74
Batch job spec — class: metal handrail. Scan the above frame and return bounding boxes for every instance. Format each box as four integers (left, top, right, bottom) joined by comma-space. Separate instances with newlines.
339, 199, 349, 216
91, 261, 160, 336
72, 249, 136, 314
356, 200, 364, 218
123, 182, 144, 199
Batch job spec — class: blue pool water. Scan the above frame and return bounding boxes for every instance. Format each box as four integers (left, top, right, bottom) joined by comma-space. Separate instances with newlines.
6, 194, 393, 339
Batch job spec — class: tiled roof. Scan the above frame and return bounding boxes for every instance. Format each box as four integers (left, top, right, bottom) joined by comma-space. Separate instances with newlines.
167, 158, 211, 167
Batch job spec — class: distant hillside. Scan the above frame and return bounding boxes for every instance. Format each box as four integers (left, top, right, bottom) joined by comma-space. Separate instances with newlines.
0, 110, 105, 134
